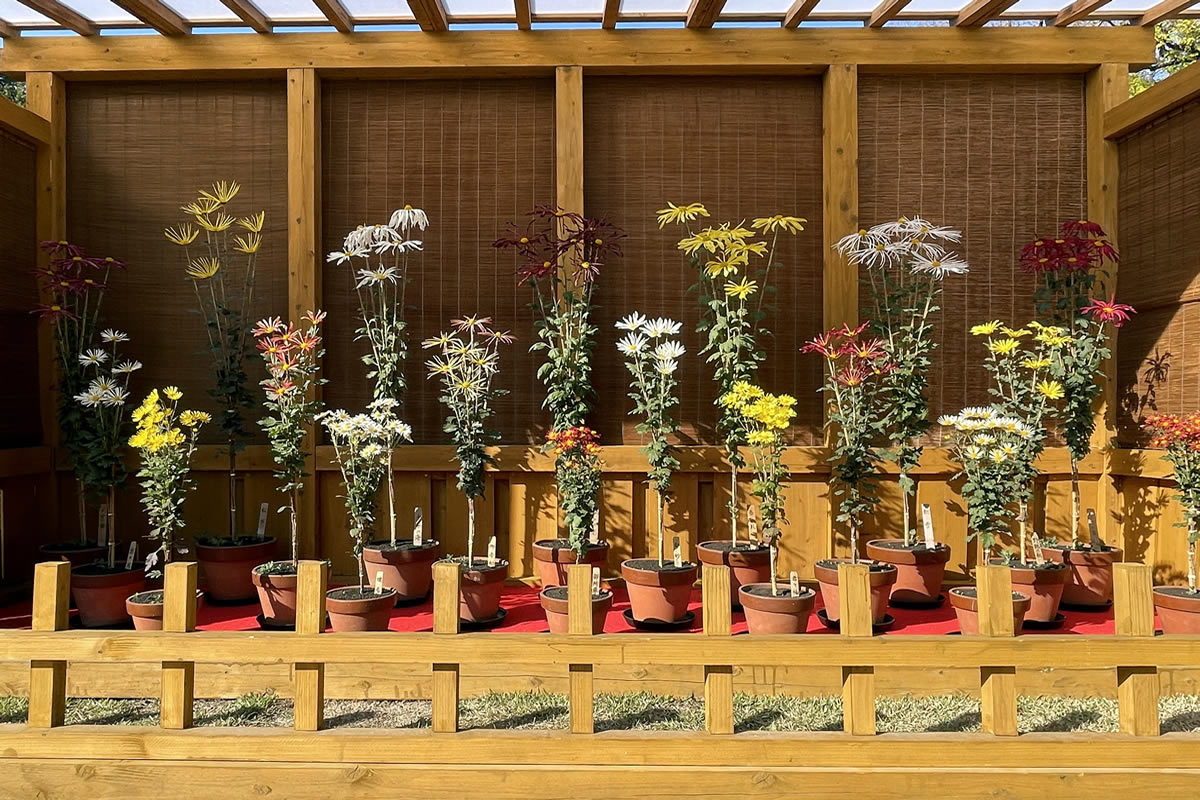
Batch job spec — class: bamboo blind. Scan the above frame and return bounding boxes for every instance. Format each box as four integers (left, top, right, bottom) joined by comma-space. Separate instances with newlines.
320, 79, 555, 445
1116, 99, 1200, 446
858, 74, 1088, 445
582, 76, 825, 446
0, 129, 42, 448
65, 81, 289, 445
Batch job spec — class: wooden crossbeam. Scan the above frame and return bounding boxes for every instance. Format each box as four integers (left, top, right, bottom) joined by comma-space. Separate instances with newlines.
110, 0, 190, 35
408, 0, 448, 31
1141, 0, 1196, 26
685, 0, 727, 28
218, 0, 272, 34
956, 0, 1018, 26
783, 0, 819, 27
0, 18, 17, 38
868, 0, 911, 28
312, 0, 353, 32
602, 0, 620, 28
515, 0, 531, 29
0, 96, 50, 143
1105, 61, 1200, 139
13, 0, 97, 35
1054, 0, 1111, 26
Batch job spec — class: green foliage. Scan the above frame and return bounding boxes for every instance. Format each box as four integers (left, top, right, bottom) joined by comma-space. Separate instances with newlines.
546, 427, 603, 558
616, 313, 684, 497
1131, 21, 1200, 95
719, 383, 796, 537
0, 78, 25, 106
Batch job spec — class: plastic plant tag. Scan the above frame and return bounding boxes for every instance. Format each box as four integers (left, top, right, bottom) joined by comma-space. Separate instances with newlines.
673, 536, 682, 567
747, 506, 758, 542
921, 504, 936, 549
97, 504, 109, 547
487, 535, 497, 567
790, 571, 800, 597
589, 509, 600, 544
125, 541, 138, 571
413, 507, 423, 547
374, 571, 385, 595
592, 566, 601, 596
256, 502, 269, 539
1087, 509, 1103, 550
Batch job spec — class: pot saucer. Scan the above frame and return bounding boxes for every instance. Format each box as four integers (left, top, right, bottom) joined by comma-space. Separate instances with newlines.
1058, 599, 1111, 613
395, 591, 431, 608
1021, 612, 1066, 630
622, 608, 694, 631
460, 607, 507, 630
888, 593, 945, 610
816, 608, 895, 633
256, 614, 296, 631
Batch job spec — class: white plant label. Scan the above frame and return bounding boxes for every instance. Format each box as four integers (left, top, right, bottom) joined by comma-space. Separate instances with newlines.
921, 504, 936, 549
374, 571, 385, 595
125, 541, 137, 571
487, 535, 497, 567
747, 506, 758, 542
1032, 533, 1045, 564
413, 507, 423, 547
97, 504, 109, 547
789, 571, 800, 598
256, 502, 269, 539
592, 567, 601, 596
672, 536, 682, 568
589, 509, 600, 544
1087, 509, 1103, 550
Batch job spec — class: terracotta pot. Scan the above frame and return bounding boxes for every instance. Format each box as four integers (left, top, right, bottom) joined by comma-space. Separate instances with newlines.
1042, 545, 1122, 608
252, 566, 299, 627
531, 540, 609, 588
73, 565, 146, 627
196, 538, 277, 603
620, 559, 697, 624
126, 590, 164, 631
39, 543, 106, 568
460, 560, 509, 622
738, 583, 815, 634
948, 587, 1031, 635
363, 540, 441, 602
539, 586, 613, 633
326, 587, 397, 632
865, 539, 951, 604
1153, 586, 1200, 634
813, 559, 897, 624
992, 560, 1069, 624
696, 541, 771, 603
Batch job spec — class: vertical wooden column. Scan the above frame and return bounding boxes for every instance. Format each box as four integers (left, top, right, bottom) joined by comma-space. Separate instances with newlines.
566, 563, 595, 734
702, 563, 733, 735
555, 66, 584, 217
294, 560, 327, 732
1113, 562, 1159, 736
287, 67, 322, 560
838, 562, 874, 735
977, 564, 1018, 736
160, 562, 198, 730
432, 561, 461, 733
29, 561, 70, 728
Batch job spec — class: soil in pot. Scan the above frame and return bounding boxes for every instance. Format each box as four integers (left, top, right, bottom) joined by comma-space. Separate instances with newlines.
1152, 586, 1200, 634
539, 586, 613, 634
39, 542, 106, 568
1043, 544, 1122, 608
813, 559, 897, 624
459, 559, 509, 623
252, 561, 302, 628
738, 583, 816, 634
325, 586, 397, 632
620, 559, 698, 624
195, 537, 277, 603
126, 589, 164, 631
990, 559, 1069, 624
696, 541, 771, 603
948, 587, 1031, 635
73, 563, 146, 628
364, 540, 441, 603
864, 539, 951, 605
531, 539, 609, 588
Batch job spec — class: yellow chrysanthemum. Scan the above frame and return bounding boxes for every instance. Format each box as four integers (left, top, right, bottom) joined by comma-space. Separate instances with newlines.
1021, 357, 1052, 370
986, 338, 1020, 355
724, 277, 758, 299
179, 410, 212, 428
1036, 380, 1065, 400
182, 199, 221, 217
164, 223, 199, 246
726, 239, 769, 258
970, 320, 1003, 336
1001, 326, 1031, 338
186, 257, 221, 280
751, 215, 806, 235
677, 229, 723, 255
239, 211, 266, 233
234, 233, 261, 254
705, 257, 744, 279
164, 386, 182, 401
655, 202, 710, 229
196, 213, 235, 233
199, 180, 241, 205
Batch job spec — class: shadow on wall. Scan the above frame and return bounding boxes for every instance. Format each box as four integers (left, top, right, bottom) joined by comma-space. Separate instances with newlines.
1119, 348, 1172, 442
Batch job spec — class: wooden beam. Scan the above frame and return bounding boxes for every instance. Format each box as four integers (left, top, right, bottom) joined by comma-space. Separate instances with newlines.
783, 0, 820, 27
109, 0, 190, 35
868, 0, 911, 28
408, 0, 448, 32
1105, 60, 1200, 138
0, 29, 1155, 76
686, 0, 727, 28
1141, 0, 1196, 26
515, 0, 531, 29
956, 0, 1018, 27
555, 65, 583, 217
0, 18, 17, 38
602, 0, 620, 29
13, 0, 97, 35
0, 95, 50, 143
1054, 0, 1111, 26
311, 0, 353, 33
217, 0, 272, 34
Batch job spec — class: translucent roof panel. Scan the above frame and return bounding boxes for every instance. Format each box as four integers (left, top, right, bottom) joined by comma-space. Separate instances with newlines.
721, 0, 793, 15
1008, 0, 1081, 11
619, 0, 689, 14
531, 0, 605, 15
1104, 0, 1195, 9
162, 0, 243, 22
0, 0, 54, 25
442, 0, 502, 15
341, 0, 414, 19
59, 0, 139, 24
904, 0, 970, 11
809, 0, 887, 13
251, 0, 327, 21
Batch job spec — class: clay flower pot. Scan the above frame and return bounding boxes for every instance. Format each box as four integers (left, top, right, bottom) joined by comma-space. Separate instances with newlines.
363, 539, 441, 602
696, 540, 771, 603
620, 559, 698, 624
73, 564, 146, 627
813, 559, 897, 624
39, 543, 106, 568
1152, 586, 1200, 634
126, 590, 164, 631
531, 539, 609, 588
460, 559, 509, 623
948, 587, 1031, 635
991, 560, 1069, 624
252, 564, 301, 627
196, 537, 277, 603
539, 586, 613, 633
865, 539, 951, 604
738, 583, 816, 634
1042, 544, 1122, 608
326, 587, 397, 632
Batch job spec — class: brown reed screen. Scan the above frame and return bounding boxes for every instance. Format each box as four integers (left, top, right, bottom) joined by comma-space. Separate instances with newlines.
321, 79, 555, 445
0, 129, 42, 448
1116, 98, 1200, 446
66, 82, 289, 444
858, 74, 1087, 445
583, 76, 825, 446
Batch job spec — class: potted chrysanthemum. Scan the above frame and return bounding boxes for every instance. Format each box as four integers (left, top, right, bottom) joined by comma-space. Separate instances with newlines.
423, 315, 512, 624
125, 388, 209, 630
1022, 221, 1135, 607
1144, 413, 1200, 633
837, 217, 968, 604
802, 324, 897, 627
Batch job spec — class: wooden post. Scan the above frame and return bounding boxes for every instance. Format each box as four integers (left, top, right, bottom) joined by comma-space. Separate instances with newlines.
432, 561, 461, 733
977, 564, 1018, 736
555, 65, 584, 217
566, 563, 595, 734
702, 563, 733, 734
160, 562, 197, 730
29, 561, 69, 728
838, 562, 874, 735
1113, 562, 1159, 736
293, 560, 327, 732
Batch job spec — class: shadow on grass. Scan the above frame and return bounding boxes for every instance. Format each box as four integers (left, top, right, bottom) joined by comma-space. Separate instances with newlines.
923, 709, 981, 733
1026, 709, 1101, 733
1162, 710, 1200, 733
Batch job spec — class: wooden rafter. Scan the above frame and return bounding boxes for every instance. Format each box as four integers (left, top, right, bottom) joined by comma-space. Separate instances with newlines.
1054, 0, 1111, 26
13, 0, 97, 35
955, 0, 1018, 26
602, 0, 620, 29
0, 18, 16, 38
515, 0, 531, 29
408, 0, 448, 31
685, 0, 727, 29
312, 0, 353, 32
868, 0, 911, 27
218, 0, 272, 34
1140, 0, 1196, 26
110, 0, 190, 35
783, 0, 820, 28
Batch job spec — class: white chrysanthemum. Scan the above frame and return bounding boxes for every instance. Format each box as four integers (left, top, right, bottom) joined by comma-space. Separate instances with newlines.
617, 333, 648, 356
100, 329, 129, 343
937, 414, 962, 427
654, 341, 686, 361
326, 247, 367, 265
641, 317, 682, 338
102, 387, 129, 407
356, 267, 400, 288
74, 389, 104, 408
396, 422, 413, 441
834, 228, 887, 258
615, 312, 649, 332
961, 406, 993, 420
370, 398, 399, 412
113, 360, 143, 374
963, 445, 984, 461
79, 349, 109, 367
89, 377, 117, 396
389, 206, 429, 233
655, 359, 679, 375
912, 252, 969, 279
973, 434, 996, 446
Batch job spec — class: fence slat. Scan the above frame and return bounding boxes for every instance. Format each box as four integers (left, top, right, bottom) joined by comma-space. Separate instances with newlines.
977, 564, 1017, 736
1114, 562, 1159, 736
566, 564, 595, 734
28, 561, 69, 728
838, 562, 875, 735
294, 561, 327, 732
702, 564, 733, 734
160, 562, 197, 730
432, 561, 461, 733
